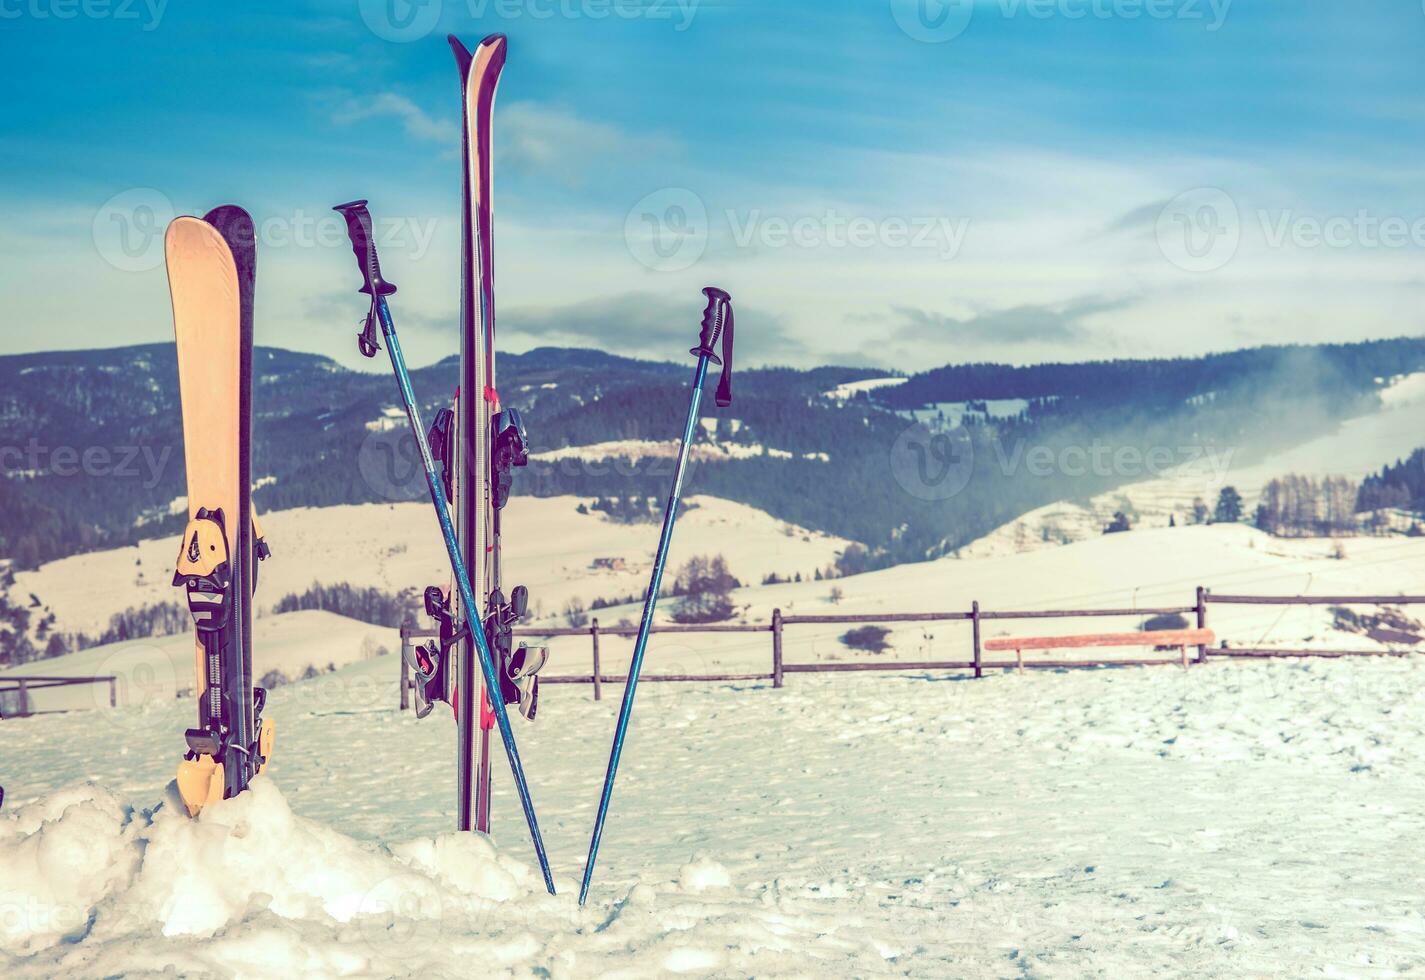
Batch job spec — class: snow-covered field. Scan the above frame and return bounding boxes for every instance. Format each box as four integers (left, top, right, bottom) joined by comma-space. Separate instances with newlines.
5, 646, 1425, 975
11, 495, 846, 639
5, 405, 1425, 973
9, 522, 1425, 718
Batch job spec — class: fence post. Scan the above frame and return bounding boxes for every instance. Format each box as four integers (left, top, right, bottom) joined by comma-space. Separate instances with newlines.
772, 608, 784, 688
109, 677, 117, 708
972, 600, 983, 679
399, 618, 412, 711
18, 678, 29, 718
591, 618, 602, 702
1195, 587, 1208, 664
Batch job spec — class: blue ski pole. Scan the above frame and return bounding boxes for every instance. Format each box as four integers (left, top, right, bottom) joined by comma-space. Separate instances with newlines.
579, 286, 735, 906
333, 200, 556, 896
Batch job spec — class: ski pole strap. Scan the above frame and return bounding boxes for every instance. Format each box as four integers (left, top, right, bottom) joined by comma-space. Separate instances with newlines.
333, 200, 397, 358
691, 286, 734, 407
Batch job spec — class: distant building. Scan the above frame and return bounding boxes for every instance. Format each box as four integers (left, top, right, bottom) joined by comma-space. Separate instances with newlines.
591, 557, 626, 570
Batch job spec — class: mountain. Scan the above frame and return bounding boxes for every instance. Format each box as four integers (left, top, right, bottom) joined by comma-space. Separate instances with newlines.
2, 338, 1424, 572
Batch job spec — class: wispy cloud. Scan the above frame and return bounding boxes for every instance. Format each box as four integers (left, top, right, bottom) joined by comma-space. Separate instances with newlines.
334, 93, 456, 145
508, 291, 800, 364
500, 103, 681, 188
889, 296, 1136, 346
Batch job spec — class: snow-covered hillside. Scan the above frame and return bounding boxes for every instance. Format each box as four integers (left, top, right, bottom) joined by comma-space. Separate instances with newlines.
11, 522, 1424, 719
5, 514, 1425, 973
10, 496, 846, 639
0, 610, 391, 714
959, 372, 1425, 559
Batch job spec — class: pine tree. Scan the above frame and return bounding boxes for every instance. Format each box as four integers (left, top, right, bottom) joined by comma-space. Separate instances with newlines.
1214, 486, 1244, 523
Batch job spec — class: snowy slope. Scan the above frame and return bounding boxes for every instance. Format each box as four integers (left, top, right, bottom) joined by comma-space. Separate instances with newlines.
4, 522, 1425, 973
548, 523, 1425, 684
4, 642, 1425, 974
11, 495, 846, 639
960, 371, 1425, 558
12, 523, 1423, 718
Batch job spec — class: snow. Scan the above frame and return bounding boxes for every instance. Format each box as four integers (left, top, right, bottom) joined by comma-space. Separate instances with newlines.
364, 406, 408, 432
8, 495, 846, 644
5, 638, 1425, 973
0, 610, 392, 714
4, 518, 1425, 972
533, 438, 790, 464
908, 398, 1032, 426
823, 376, 907, 400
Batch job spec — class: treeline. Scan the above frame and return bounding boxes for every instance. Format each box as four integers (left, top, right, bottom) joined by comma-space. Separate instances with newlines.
272, 583, 418, 628
579, 496, 663, 524
1253, 451, 1425, 538
5, 338, 1423, 581
1358, 448, 1425, 513
1254, 476, 1363, 537
0, 594, 191, 667
884, 338, 1425, 409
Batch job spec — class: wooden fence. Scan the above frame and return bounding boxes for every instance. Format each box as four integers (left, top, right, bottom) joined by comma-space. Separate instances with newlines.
397, 589, 1425, 705
0, 674, 118, 717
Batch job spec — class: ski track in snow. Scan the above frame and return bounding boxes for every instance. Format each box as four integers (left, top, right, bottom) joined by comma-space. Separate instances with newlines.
4, 654, 1425, 975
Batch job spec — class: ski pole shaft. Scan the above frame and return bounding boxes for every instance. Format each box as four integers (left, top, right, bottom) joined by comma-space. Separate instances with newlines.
333, 200, 556, 896
579, 286, 734, 906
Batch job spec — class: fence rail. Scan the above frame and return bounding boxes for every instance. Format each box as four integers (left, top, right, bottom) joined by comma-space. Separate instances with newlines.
0, 674, 118, 718
395, 588, 1425, 706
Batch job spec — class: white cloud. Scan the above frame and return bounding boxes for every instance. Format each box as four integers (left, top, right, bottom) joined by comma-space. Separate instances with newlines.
334, 93, 456, 145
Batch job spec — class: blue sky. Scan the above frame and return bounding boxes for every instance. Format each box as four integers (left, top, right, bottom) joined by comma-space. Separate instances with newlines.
3, 0, 1424, 370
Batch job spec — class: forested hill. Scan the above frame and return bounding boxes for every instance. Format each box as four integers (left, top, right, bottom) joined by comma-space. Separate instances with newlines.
1, 337, 1423, 571
880, 338, 1425, 408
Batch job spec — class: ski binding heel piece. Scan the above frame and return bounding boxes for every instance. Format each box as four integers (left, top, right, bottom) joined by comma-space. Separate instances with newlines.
491, 408, 528, 510
429, 407, 456, 500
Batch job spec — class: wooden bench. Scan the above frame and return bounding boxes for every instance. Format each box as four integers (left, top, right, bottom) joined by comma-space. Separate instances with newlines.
983, 628, 1215, 672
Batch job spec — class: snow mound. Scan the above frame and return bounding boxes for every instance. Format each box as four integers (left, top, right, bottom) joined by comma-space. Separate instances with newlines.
677, 856, 732, 892
0, 778, 553, 973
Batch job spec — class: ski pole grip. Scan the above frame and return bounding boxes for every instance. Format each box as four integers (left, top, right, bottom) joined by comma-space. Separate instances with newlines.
333, 200, 396, 297
691, 286, 734, 407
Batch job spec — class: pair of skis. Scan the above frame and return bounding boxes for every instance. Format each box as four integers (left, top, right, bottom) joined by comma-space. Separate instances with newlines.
165, 206, 274, 817
337, 33, 735, 903
160, 33, 733, 905
332, 32, 552, 891
334, 197, 554, 895
338, 194, 733, 902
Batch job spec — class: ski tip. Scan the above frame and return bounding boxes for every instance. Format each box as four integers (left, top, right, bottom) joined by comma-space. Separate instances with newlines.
448, 33, 472, 66
201, 205, 255, 247
202, 204, 253, 225
480, 33, 507, 48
